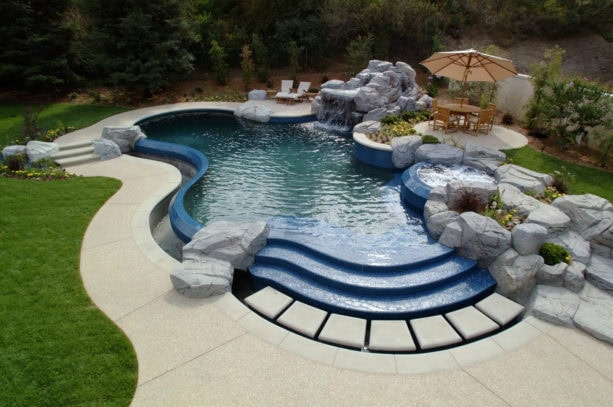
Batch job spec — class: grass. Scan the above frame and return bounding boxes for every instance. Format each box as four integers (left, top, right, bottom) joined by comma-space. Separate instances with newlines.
0, 103, 129, 147
503, 146, 613, 201
0, 177, 137, 406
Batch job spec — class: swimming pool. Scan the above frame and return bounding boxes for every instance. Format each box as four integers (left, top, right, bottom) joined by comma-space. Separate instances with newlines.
139, 111, 423, 237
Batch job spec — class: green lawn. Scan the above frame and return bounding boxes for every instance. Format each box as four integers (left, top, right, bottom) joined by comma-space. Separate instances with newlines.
0, 103, 129, 147
503, 146, 613, 201
0, 177, 137, 406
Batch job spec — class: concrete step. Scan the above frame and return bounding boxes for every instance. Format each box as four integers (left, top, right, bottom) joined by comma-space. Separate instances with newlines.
244, 286, 524, 352
57, 140, 93, 151
52, 146, 95, 160
54, 153, 100, 167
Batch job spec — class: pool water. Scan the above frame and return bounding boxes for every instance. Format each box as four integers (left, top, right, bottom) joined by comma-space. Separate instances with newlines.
139, 112, 423, 236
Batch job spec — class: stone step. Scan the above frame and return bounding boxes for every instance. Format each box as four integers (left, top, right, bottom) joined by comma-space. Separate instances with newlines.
244, 286, 524, 352
57, 140, 93, 151
51, 145, 95, 160
54, 153, 100, 167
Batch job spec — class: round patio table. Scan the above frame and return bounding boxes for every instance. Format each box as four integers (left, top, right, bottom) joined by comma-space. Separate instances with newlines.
440, 103, 481, 131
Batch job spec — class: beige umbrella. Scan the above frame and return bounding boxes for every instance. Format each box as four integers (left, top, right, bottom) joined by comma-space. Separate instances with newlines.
420, 48, 517, 105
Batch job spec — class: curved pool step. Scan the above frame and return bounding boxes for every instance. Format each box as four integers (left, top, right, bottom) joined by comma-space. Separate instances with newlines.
52, 140, 100, 167
244, 287, 524, 352
255, 243, 479, 295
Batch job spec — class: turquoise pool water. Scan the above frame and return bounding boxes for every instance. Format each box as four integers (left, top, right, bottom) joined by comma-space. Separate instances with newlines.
139, 112, 423, 236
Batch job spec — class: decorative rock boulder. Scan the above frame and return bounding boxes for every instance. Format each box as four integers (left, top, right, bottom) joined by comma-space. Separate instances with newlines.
2, 144, 27, 159
489, 249, 543, 303
171, 257, 234, 298
525, 205, 571, 233
512, 223, 548, 255
183, 220, 269, 271
586, 255, 613, 294
552, 194, 613, 251
495, 164, 552, 195
26, 140, 60, 162
364, 106, 400, 122
415, 144, 464, 166
247, 89, 267, 100
564, 261, 586, 293
456, 211, 511, 266
92, 138, 121, 161
536, 262, 567, 286
574, 284, 613, 344
438, 221, 463, 248
425, 210, 459, 240
546, 230, 591, 265
234, 104, 272, 123
354, 86, 386, 113
102, 126, 146, 153
528, 285, 580, 326
353, 120, 381, 135
498, 183, 544, 217
391, 136, 422, 169
462, 141, 506, 175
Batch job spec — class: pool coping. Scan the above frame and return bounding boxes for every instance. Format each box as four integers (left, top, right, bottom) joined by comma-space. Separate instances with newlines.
57, 102, 613, 405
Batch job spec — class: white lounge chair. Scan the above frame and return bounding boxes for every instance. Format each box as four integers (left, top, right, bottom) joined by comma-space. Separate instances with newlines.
274, 80, 295, 104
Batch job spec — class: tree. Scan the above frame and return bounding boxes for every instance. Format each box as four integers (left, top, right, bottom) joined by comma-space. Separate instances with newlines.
345, 34, 374, 76
209, 40, 228, 85
240, 45, 254, 91
251, 34, 270, 83
0, 0, 75, 91
80, 0, 195, 95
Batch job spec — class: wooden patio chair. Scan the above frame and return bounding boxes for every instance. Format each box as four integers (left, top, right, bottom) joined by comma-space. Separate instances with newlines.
428, 98, 438, 127
467, 109, 494, 135
432, 106, 460, 133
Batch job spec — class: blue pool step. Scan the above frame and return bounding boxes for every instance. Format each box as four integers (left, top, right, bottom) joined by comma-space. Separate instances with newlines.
249, 224, 497, 320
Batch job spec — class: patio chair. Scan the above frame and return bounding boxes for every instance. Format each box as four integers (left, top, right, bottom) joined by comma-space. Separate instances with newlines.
293, 81, 312, 102
467, 109, 494, 135
432, 106, 460, 133
274, 80, 295, 104
487, 103, 496, 130
428, 99, 439, 127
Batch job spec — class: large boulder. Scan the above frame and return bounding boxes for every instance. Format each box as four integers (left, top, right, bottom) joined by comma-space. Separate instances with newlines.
2, 144, 27, 159
171, 257, 234, 298
564, 261, 586, 293
586, 255, 613, 294
489, 249, 543, 303
552, 194, 613, 248
525, 205, 571, 233
101, 126, 146, 153
235, 104, 272, 123
183, 220, 269, 271
391, 136, 422, 169
512, 223, 548, 255
353, 120, 381, 135
456, 211, 512, 265
462, 141, 506, 175
247, 89, 267, 100
364, 106, 400, 122
495, 164, 552, 195
536, 262, 567, 286
92, 138, 121, 161
415, 144, 464, 166
498, 183, 544, 217
394, 61, 417, 89
425, 210, 459, 240
546, 230, 591, 265
26, 140, 60, 162
396, 96, 417, 112
528, 285, 580, 326
574, 284, 613, 344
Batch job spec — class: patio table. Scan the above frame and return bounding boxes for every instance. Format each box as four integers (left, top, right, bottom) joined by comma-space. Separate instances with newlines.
440, 103, 481, 131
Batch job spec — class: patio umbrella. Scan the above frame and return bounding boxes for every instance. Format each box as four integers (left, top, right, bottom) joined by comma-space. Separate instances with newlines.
420, 49, 517, 105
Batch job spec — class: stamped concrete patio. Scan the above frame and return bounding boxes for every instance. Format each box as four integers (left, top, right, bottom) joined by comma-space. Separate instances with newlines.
57, 102, 612, 406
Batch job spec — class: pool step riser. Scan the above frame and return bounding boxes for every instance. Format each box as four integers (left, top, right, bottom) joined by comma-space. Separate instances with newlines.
265, 236, 456, 272
249, 267, 497, 320
254, 248, 479, 295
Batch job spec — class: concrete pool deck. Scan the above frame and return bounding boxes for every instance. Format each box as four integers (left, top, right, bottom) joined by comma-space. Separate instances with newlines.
57, 102, 612, 406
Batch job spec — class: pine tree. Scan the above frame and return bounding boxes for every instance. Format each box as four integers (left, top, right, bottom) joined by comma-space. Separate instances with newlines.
80, 0, 195, 95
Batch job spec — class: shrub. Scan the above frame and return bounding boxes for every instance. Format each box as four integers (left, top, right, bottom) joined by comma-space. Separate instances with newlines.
240, 44, 254, 91
5, 153, 27, 171
346, 34, 374, 77
209, 40, 228, 85
450, 190, 486, 213
539, 243, 572, 265
502, 112, 514, 125
421, 135, 439, 144
381, 115, 401, 125
550, 167, 574, 194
